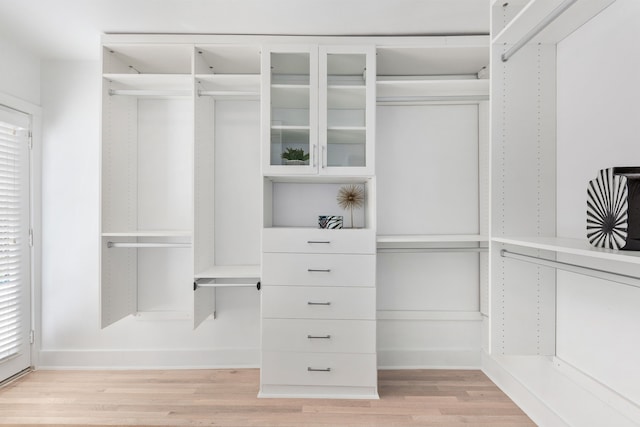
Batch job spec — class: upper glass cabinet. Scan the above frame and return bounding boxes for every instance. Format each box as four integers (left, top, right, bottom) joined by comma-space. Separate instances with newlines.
262, 45, 375, 176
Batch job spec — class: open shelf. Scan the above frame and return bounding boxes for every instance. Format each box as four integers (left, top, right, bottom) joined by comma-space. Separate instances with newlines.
493, 236, 640, 265
103, 44, 193, 74
376, 41, 489, 77
195, 265, 260, 281
102, 230, 192, 238
376, 79, 489, 101
377, 234, 488, 251
196, 74, 260, 99
492, 0, 616, 46
195, 45, 261, 75
104, 73, 192, 91
378, 234, 488, 244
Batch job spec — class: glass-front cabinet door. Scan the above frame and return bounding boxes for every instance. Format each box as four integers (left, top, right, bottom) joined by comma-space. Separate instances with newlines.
262, 45, 318, 175
261, 44, 374, 176
319, 45, 375, 176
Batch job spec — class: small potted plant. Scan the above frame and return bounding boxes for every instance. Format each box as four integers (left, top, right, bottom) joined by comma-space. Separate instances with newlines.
281, 147, 309, 165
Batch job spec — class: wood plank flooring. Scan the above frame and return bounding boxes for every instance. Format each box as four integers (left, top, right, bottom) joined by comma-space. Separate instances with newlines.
0, 369, 535, 426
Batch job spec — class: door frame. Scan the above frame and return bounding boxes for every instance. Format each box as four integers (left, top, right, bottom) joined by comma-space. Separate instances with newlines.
0, 92, 41, 377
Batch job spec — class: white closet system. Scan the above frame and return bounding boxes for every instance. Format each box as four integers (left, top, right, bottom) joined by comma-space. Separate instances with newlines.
98, 31, 488, 400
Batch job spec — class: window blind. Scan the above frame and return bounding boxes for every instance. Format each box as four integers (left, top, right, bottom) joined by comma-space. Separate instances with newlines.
0, 105, 28, 363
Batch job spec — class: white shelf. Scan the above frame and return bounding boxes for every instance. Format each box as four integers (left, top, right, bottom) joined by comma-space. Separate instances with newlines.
493, 236, 640, 265
377, 235, 488, 251
196, 73, 260, 93
195, 265, 260, 280
103, 73, 192, 91
376, 42, 489, 77
378, 234, 488, 244
486, 355, 639, 427
102, 230, 192, 238
492, 0, 616, 46
103, 44, 193, 74
271, 125, 310, 130
376, 79, 489, 100
195, 45, 261, 75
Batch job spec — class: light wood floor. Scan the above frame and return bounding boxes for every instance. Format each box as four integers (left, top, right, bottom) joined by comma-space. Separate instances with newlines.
0, 369, 535, 426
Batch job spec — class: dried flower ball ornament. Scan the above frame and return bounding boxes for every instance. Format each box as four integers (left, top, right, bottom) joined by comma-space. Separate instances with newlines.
337, 184, 365, 228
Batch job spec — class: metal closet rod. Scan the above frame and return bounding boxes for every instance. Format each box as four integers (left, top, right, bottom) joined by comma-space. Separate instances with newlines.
500, 249, 640, 289
501, 0, 578, 62
107, 242, 190, 249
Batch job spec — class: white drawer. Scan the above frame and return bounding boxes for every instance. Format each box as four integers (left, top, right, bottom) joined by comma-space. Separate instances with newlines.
262, 253, 375, 287
261, 286, 376, 320
261, 351, 377, 387
262, 228, 375, 254
262, 319, 376, 353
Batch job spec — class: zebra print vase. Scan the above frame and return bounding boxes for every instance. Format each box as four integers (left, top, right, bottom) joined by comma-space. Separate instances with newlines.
587, 167, 640, 250
318, 215, 343, 229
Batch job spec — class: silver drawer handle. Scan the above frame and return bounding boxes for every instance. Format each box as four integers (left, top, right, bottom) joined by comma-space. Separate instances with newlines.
307, 240, 331, 244
307, 268, 331, 273
307, 367, 331, 372
307, 301, 331, 306
307, 334, 331, 339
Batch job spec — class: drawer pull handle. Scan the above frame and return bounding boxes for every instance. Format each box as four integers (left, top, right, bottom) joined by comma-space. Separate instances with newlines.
307, 240, 331, 244
307, 301, 331, 306
308, 268, 331, 273
307, 367, 331, 372
307, 334, 331, 339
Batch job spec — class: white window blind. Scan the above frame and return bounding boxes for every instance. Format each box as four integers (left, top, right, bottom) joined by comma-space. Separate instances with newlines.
0, 105, 28, 363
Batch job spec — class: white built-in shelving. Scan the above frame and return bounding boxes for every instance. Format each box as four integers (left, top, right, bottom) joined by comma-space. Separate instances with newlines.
489, 0, 639, 424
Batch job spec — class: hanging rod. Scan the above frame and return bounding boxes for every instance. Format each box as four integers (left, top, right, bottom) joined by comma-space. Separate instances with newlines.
500, 249, 640, 289
107, 242, 191, 249
501, 0, 578, 62
194, 280, 261, 290
378, 247, 488, 253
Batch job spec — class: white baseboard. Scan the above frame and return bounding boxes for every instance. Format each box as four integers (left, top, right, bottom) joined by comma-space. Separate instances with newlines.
38, 348, 479, 371
37, 348, 260, 370
378, 348, 481, 369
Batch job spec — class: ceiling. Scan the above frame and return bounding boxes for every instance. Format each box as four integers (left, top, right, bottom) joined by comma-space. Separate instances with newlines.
0, 0, 489, 60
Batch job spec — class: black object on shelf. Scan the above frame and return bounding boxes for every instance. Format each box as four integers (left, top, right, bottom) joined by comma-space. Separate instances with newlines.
587, 167, 640, 250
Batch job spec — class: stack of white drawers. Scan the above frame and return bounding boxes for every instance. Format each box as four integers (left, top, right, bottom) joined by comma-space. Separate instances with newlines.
259, 228, 378, 399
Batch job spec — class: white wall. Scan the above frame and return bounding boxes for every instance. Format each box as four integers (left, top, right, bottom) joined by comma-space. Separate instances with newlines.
0, 36, 40, 105
37, 58, 485, 370
40, 60, 261, 368
556, 0, 640, 405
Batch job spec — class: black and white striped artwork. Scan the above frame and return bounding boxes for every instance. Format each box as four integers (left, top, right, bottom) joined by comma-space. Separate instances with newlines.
318, 215, 343, 229
587, 167, 640, 250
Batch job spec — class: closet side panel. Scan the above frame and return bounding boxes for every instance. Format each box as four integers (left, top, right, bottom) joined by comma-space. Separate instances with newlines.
490, 44, 557, 356
213, 100, 261, 266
